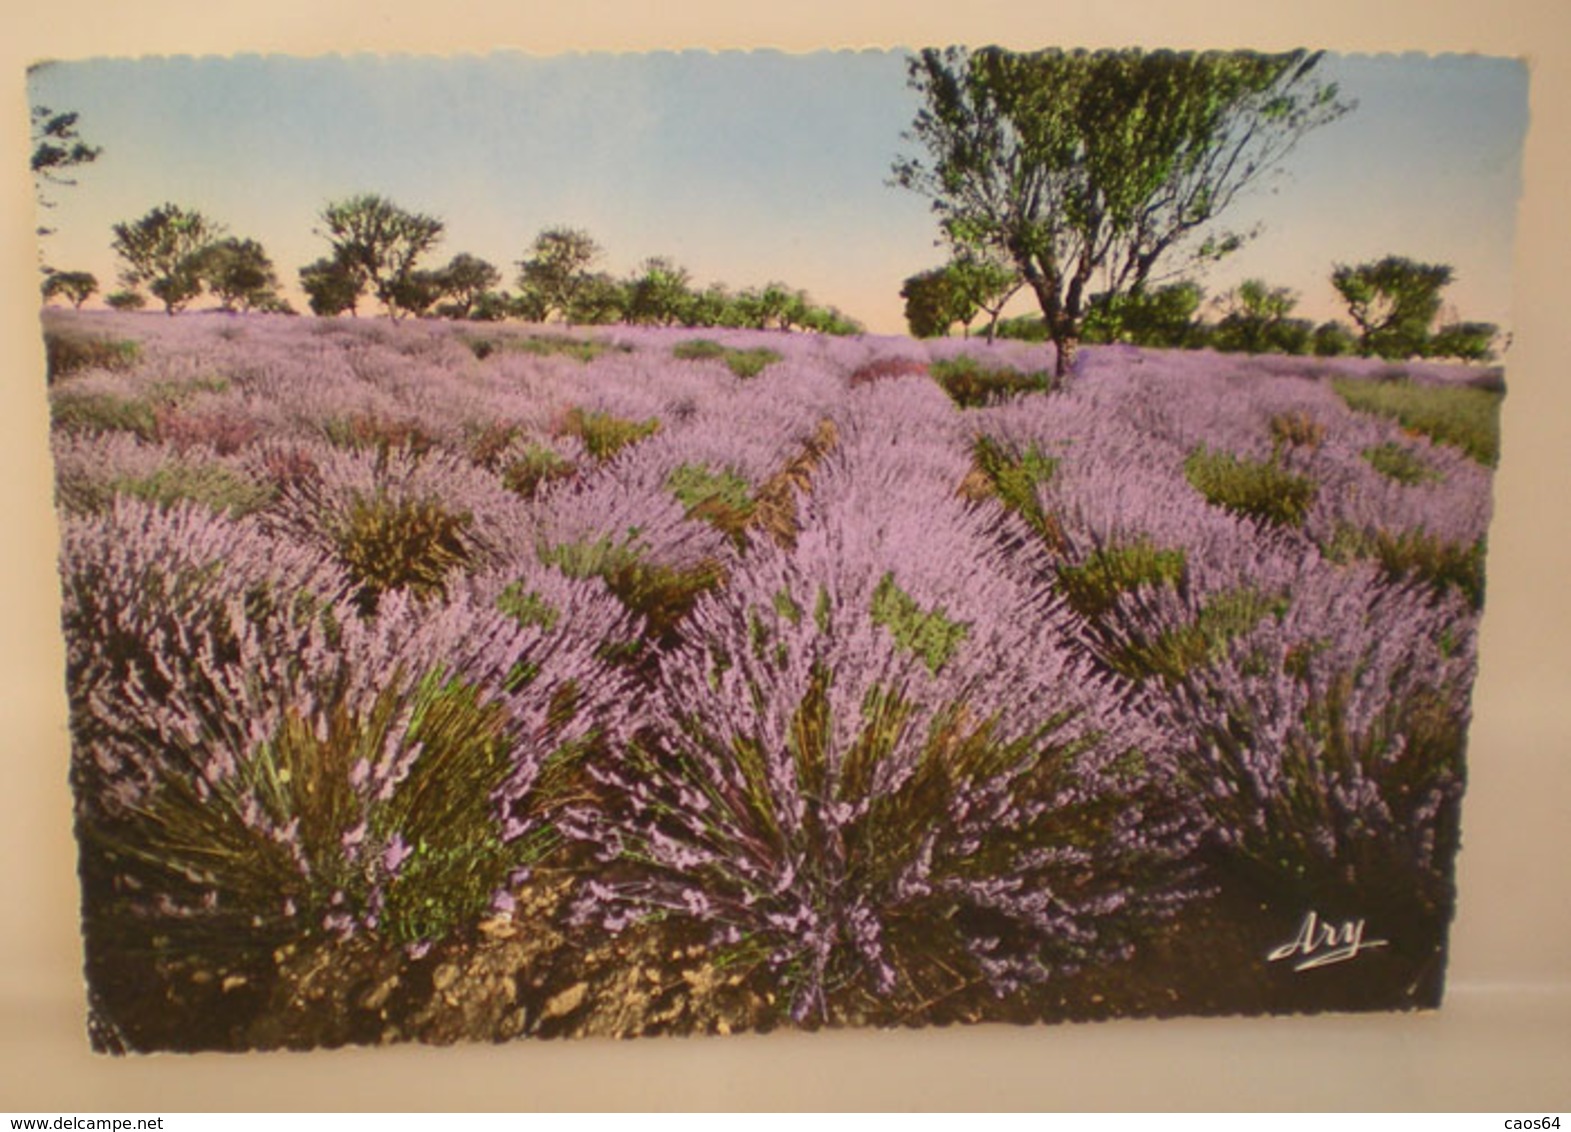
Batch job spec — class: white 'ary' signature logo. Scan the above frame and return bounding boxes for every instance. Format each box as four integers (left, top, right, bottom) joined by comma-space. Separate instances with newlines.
1267, 910, 1389, 972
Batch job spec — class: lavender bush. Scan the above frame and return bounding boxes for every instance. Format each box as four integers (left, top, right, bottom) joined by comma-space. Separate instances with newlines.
42, 311, 1498, 1044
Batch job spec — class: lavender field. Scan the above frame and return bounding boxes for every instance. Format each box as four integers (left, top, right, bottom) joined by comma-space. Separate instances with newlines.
42, 308, 1501, 1050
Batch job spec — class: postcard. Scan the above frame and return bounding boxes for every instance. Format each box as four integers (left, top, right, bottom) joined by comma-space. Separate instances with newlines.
27, 45, 1525, 1052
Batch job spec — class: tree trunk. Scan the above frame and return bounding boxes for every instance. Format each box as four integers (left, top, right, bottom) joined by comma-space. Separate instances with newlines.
1052, 332, 1077, 381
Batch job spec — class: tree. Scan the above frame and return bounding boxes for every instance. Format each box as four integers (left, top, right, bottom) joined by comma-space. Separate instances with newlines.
31, 105, 101, 241
516, 227, 601, 322
1311, 320, 1358, 357
1210, 278, 1308, 354
41, 270, 98, 310
105, 289, 146, 311
1428, 320, 1499, 362
1331, 255, 1454, 359
1082, 280, 1205, 348
299, 256, 363, 317
894, 47, 1349, 379
900, 266, 973, 338
317, 194, 445, 320
626, 256, 694, 326
948, 253, 1021, 341
203, 237, 283, 312
432, 253, 502, 319
111, 204, 223, 315
563, 272, 628, 325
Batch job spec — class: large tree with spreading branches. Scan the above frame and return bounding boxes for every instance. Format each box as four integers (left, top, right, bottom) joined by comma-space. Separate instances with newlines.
317, 194, 445, 320
893, 46, 1351, 379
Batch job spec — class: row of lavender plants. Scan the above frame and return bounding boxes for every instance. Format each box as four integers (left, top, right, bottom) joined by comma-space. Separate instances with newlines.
46, 309, 1494, 1036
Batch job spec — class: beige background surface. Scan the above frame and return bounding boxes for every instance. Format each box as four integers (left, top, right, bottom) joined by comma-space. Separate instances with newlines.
3, 0, 1568, 1111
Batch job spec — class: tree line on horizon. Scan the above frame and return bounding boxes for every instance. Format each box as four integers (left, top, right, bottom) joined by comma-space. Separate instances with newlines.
900, 258, 1501, 362
35, 46, 1510, 363
40, 194, 864, 336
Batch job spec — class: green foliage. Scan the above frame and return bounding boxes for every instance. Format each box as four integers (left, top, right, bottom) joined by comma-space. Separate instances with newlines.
1362, 441, 1442, 486
331, 492, 473, 613
321, 413, 437, 459
514, 333, 624, 363
894, 46, 1349, 375
1324, 526, 1485, 609
900, 256, 1020, 340
1331, 255, 1454, 359
43, 328, 140, 382
105, 290, 147, 312
1184, 445, 1318, 528
671, 339, 782, 378
869, 573, 970, 674
42, 270, 99, 309
1311, 320, 1359, 357
1057, 540, 1188, 620
496, 582, 562, 631
966, 435, 1060, 543
500, 444, 576, 498
1428, 321, 1499, 362
1209, 279, 1312, 355
317, 194, 445, 321
431, 253, 502, 319
30, 105, 100, 239
667, 463, 757, 544
92, 669, 543, 956
994, 314, 1050, 342
110, 464, 272, 518
298, 256, 363, 317
1081, 282, 1205, 348
50, 390, 159, 440
556, 408, 661, 461
930, 357, 1051, 407
1332, 377, 1502, 466
1110, 586, 1286, 682
541, 536, 723, 645
202, 237, 283, 312
111, 204, 223, 315
625, 256, 694, 326
900, 266, 972, 338
516, 227, 602, 322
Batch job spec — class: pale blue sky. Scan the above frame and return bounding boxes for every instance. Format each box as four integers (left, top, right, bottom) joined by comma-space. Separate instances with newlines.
27, 48, 1527, 334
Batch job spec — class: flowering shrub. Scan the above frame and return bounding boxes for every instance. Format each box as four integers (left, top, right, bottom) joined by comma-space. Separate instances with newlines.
63, 500, 634, 960
562, 423, 1200, 1023
41, 312, 1497, 1044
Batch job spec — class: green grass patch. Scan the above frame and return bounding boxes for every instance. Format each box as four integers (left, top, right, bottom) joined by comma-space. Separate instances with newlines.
501, 443, 576, 499
541, 536, 723, 645
1057, 540, 1188, 620
1110, 587, 1287, 683
667, 463, 757, 545
115, 465, 272, 518
672, 339, 782, 379
466, 332, 627, 364
1184, 446, 1318, 529
964, 436, 1061, 545
557, 408, 661, 462
1333, 377, 1502, 467
44, 329, 141, 383
930, 357, 1051, 408
1324, 525, 1486, 609
869, 573, 970, 674
496, 582, 562, 632
50, 390, 160, 440
1362, 441, 1443, 486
